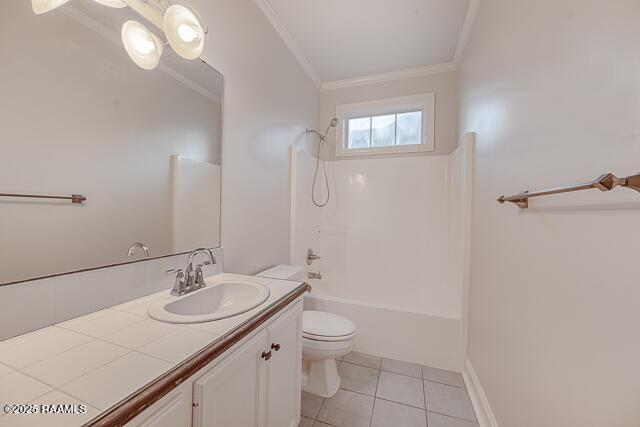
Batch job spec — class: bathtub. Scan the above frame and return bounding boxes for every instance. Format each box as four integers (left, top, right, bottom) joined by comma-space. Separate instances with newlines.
302, 291, 465, 372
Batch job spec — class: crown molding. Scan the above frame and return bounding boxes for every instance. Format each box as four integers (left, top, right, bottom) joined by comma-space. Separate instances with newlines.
253, 0, 322, 90
255, 0, 477, 91
320, 62, 457, 91
454, 0, 480, 64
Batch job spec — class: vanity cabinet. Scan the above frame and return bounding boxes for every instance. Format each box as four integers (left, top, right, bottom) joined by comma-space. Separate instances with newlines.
193, 302, 303, 427
126, 381, 193, 427
193, 328, 269, 426
128, 300, 303, 427
265, 305, 303, 427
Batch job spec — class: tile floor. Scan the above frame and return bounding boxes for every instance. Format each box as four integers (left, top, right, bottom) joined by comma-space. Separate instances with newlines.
300, 351, 478, 427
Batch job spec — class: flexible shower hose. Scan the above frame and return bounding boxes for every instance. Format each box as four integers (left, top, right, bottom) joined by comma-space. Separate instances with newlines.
311, 138, 330, 207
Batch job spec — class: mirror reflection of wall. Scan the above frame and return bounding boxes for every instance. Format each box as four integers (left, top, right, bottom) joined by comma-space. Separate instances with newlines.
0, 0, 223, 285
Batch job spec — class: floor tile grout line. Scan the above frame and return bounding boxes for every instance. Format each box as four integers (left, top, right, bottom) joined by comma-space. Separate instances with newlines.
375, 395, 427, 411
422, 377, 466, 389
309, 387, 475, 426
340, 359, 381, 371
337, 372, 428, 411
380, 367, 423, 379
340, 360, 380, 371
314, 394, 326, 423
426, 409, 478, 424
369, 365, 381, 426
423, 376, 429, 426
344, 355, 464, 386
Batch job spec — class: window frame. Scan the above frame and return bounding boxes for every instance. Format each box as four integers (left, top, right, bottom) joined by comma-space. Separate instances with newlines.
335, 92, 435, 158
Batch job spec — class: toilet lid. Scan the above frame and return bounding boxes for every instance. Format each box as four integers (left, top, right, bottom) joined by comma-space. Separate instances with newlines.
303, 311, 356, 341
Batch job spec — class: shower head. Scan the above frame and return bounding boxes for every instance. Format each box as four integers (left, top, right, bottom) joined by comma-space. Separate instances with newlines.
306, 118, 339, 141
322, 118, 338, 139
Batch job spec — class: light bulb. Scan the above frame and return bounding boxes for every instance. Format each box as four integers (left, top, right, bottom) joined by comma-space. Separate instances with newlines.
132, 34, 155, 55
121, 21, 164, 70
31, 0, 70, 14
178, 24, 200, 43
164, 5, 205, 60
92, 0, 126, 8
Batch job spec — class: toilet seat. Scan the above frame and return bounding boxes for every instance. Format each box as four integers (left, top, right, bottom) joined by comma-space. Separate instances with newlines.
302, 311, 356, 342
303, 331, 357, 342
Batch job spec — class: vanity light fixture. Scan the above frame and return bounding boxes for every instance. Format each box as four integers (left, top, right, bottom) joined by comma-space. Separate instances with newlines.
92, 0, 127, 8
32, 0, 71, 14
164, 4, 205, 59
121, 20, 164, 70
31, 0, 207, 70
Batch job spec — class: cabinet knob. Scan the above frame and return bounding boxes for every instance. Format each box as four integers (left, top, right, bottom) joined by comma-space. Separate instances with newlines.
261, 351, 272, 361
271, 343, 281, 351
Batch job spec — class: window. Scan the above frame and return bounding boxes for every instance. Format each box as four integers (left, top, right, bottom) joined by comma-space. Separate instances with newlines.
335, 93, 435, 157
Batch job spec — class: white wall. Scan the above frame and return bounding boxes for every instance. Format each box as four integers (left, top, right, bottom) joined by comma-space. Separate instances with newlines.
319, 71, 459, 157
459, 1, 640, 426
190, 0, 320, 274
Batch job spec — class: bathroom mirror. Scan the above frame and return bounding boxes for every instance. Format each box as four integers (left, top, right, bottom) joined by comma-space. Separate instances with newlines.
0, 0, 223, 285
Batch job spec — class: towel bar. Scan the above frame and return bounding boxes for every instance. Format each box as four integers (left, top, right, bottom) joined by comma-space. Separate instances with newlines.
498, 173, 640, 209
0, 193, 86, 204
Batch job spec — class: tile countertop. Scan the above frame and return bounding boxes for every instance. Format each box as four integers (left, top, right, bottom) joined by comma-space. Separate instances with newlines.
0, 273, 302, 427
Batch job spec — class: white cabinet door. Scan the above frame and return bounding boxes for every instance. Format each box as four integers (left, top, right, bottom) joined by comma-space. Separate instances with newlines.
266, 304, 303, 427
125, 380, 192, 427
193, 329, 269, 427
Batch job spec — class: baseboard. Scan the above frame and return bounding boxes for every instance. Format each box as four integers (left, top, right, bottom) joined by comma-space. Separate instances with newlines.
462, 357, 499, 427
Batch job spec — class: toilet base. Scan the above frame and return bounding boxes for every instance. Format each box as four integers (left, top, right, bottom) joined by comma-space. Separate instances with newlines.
301, 358, 341, 397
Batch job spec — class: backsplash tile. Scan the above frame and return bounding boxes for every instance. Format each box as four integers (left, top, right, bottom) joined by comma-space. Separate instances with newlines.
0, 279, 53, 341
52, 268, 122, 324
0, 248, 224, 341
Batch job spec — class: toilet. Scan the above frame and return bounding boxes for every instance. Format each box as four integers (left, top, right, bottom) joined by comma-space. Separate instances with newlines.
256, 265, 357, 397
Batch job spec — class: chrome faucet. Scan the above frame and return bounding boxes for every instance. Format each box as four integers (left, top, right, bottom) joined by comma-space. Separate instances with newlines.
128, 242, 150, 259
167, 248, 217, 296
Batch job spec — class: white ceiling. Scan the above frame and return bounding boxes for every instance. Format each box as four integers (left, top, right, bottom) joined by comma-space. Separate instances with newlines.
262, 0, 473, 85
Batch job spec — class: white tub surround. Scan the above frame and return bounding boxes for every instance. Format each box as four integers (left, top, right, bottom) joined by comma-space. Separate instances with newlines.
293, 135, 475, 371
0, 273, 308, 427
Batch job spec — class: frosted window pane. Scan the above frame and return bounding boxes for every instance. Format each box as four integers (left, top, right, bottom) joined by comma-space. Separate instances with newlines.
371, 114, 396, 147
396, 111, 422, 145
348, 117, 371, 149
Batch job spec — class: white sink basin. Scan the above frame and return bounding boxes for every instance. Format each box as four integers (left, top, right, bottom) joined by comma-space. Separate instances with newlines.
148, 280, 270, 324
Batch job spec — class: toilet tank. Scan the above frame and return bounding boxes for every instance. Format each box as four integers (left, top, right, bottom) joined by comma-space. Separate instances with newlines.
255, 265, 304, 281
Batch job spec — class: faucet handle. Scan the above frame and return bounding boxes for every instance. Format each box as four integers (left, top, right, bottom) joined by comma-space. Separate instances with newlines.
194, 263, 210, 287
167, 269, 186, 296
166, 268, 184, 277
